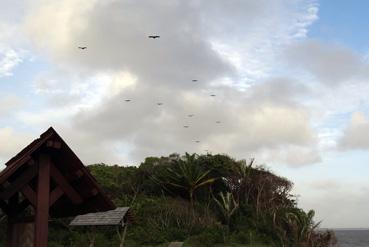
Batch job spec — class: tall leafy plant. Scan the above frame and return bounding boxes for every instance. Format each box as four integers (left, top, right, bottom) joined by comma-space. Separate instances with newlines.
159, 153, 217, 209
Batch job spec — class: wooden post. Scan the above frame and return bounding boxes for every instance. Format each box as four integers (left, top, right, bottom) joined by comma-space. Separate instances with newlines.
88, 227, 96, 247
34, 154, 50, 247
6, 194, 19, 247
6, 221, 16, 247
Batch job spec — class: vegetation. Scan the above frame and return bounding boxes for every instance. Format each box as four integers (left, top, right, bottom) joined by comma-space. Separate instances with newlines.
0, 153, 336, 246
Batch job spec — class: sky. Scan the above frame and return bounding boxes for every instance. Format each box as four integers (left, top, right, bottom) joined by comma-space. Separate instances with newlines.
1, 0, 369, 228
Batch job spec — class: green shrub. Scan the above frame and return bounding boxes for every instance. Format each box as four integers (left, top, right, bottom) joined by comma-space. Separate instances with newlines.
230, 231, 251, 245
185, 226, 224, 247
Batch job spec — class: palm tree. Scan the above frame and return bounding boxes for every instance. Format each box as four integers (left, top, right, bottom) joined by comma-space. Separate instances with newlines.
160, 153, 217, 209
280, 209, 320, 246
214, 192, 239, 225
213, 192, 239, 242
292, 209, 320, 245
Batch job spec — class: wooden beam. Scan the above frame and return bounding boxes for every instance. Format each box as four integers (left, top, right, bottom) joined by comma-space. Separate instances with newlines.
15, 199, 31, 214
75, 169, 84, 178
91, 188, 98, 196
28, 158, 36, 166
46, 140, 62, 149
0, 155, 32, 184
21, 185, 37, 207
0, 166, 38, 200
61, 169, 84, 182
50, 164, 83, 205
10, 215, 35, 224
49, 186, 64, 206
34, 154, 50, 247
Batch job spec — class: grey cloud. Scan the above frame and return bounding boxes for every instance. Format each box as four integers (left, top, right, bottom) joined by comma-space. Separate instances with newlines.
298, 181, 369, 228
26, 0, 236, 89
284, 40, 369, 86
248, 77, 311, 105
69, 79, 318, 166
23, 0, 320, 166
260, 146, 321, 167
25, 0, 317, 87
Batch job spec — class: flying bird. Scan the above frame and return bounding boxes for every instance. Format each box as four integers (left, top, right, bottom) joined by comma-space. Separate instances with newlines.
148, 35, 160, 39
210, 94, 216, 97
195, 140, 200, 143
183, 125, 189, 128
157, 103, 163, 106
192, 79, 198, 82
124, 99, 131, 102
216, 121, 221, 124
188, 114, 194, 117
78, 46, 87, 50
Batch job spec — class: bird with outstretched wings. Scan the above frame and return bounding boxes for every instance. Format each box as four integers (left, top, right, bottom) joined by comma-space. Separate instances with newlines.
78, 46, 87, 49
157, 102, 163, 106
125, 99, 131, 102
148, 35, 160, 39
192, 79, 198, 82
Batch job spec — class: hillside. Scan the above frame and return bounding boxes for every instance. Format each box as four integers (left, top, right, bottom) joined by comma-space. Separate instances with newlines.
0, 153, 336, 247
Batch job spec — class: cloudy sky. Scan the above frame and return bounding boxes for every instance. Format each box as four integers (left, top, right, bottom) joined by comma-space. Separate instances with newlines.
1, 0, 369, 228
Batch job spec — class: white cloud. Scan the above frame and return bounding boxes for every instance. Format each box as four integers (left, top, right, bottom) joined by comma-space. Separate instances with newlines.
0, 127, 33, 165
0, 95, 23, 116
0, 48, 23, 77
34, 69, 138, 108
339, 112, 369, 150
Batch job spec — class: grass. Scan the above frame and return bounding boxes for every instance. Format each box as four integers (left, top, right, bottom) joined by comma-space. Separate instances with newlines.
122, 240, 271, 247
183, 242, 271, 247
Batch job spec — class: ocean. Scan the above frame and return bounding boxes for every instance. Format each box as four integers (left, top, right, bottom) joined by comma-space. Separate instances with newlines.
335, 229, 369, 247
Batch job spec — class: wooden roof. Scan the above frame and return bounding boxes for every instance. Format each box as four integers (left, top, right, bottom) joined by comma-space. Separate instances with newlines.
0, 127, 115, 218
70, 207, 134, 226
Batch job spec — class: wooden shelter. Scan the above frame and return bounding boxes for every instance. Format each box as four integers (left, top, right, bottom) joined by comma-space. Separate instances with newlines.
0, 127, 115, 247
70, 207, 134, 227
70, 207, 134, 247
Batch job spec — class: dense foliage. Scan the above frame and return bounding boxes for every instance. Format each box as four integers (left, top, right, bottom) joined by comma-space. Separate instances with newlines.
0, 153, 336, 246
